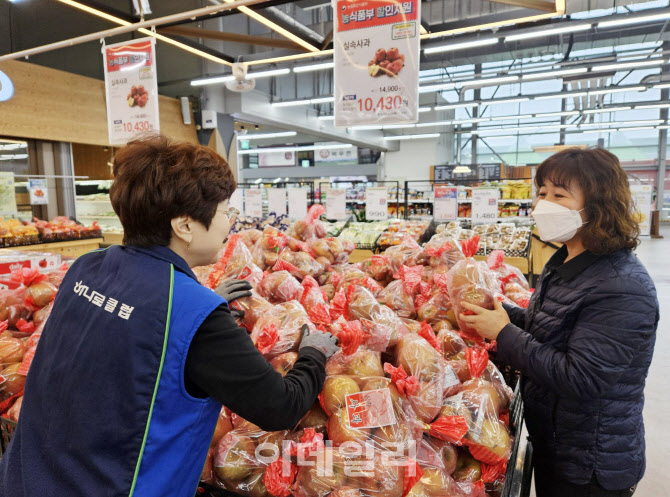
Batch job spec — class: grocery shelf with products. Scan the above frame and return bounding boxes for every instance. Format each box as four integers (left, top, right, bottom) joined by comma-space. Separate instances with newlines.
317, 181, 401, 220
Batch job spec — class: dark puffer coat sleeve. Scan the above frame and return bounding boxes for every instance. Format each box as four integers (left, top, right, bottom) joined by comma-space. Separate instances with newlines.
497, 276, 657, 401
502, 303, 527, 330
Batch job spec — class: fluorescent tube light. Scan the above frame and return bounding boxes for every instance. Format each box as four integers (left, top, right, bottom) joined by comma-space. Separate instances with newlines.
310, 96, 335, 104
582, 106, 632, 114
419, 107, 432, 113
635, 103, 670, 109
318, 115, 335, 121
592, 59, 665, 72
238, 144, 353, 155
588, 86, 645, 95
384, 133, 440, 140
598, 12, 670, 29
521, 67, 588, 80
505, 24, 590, 42
487, 97, 530, 105
434, 102, 480, 110
293, 62, 334, 73
242, 132, 297, 140
424, 38, 498, 55
272, 99, 312, 108
418, 83, 456, 93
462, 75, 519, 87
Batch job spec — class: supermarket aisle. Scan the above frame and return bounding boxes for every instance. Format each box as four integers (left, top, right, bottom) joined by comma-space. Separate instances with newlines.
633, 226, 670, 497
528, 228, 670, 497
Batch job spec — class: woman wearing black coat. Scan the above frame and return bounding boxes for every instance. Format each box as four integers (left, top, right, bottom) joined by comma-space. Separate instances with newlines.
460, 148, 658, 497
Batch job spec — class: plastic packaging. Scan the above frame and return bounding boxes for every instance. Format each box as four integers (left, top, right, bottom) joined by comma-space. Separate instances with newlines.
251, 301, 314, 359
383, 236, 427, 277
289, 205, 328, 241
258, 271, 304, 304
206, 235, 264, 289
423, 235, 465, 270
230, 291, 275, 331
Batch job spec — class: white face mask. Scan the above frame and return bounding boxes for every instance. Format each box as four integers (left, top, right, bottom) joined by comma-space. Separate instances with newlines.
531, 199, 585, 243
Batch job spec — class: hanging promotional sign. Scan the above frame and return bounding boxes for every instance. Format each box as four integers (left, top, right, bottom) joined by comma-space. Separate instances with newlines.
28, 179, 49, 205
333, 0, 421, 127
365, 187, 388, 220
288, 188, 308, 220
258, 151, 295, 167
0, 172, 17, 216
102, 37, 160, 145
433, 186, 458, 221
267, 188, 287, 216
471, 188, 499, 223
326, 189, 348, 220
630, 183, 653, 237
245, 189, 263, 218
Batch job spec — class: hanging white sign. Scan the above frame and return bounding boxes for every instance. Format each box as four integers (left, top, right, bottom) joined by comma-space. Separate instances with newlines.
630, 184, 653, 237
288, 188, 308, 220
245, 189, 263, 218
268, 188, 287, 216
334, 0, 421, 127
433, 186, 458, 221
365, 187, 388, 220
102, 37, 160, 145
472, 188, 499, 223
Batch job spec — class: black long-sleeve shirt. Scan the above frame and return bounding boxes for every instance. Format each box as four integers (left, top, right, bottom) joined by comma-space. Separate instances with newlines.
184, 304, 326, 432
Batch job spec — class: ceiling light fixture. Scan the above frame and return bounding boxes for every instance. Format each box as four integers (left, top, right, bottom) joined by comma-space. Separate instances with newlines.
424, 38, 498, 55
588, 86, 646, 95
418, 83, 456, 93
521, 67, 588, 80
310, 96, 335, 104
489, 114, 533, 121
191, 75, 235, 86
238, 143, 353, 155
419, 107, 432, 113
505, 23, 591, 42
384, 133, 440, 140
192, 68, 290, 86
654, 83, 670, 89
383, 124, 417, 129
534, 91, 588, 100
591, 59, 665, 72
452, 165, 472, 174
434, 102, 480, 110
582, 106, 632, 114
293, 62, 334, 73
272, 99, 312, 108
242, 131, 297, 140
318, 115, 335, 121
416, 120, 453, 127
635, 103, 670, 109
598, 11, 670, 29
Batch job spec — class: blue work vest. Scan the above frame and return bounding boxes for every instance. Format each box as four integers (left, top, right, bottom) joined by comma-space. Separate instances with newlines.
0, 245, 225, 497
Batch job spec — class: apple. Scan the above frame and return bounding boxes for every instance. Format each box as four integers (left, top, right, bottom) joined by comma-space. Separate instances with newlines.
440, 402, 475, 431
360, 377, 402, 408
323, 376, 360, 414
299, 403, 329, 434
396, 334, 442, 380
330, 486, 364, 497
294, 449, 347, 497
420, 467, 461, 497
328, 408, 371, 446
247, 470, 270, 497
467, 419, 511, 459
374, 48, 387, 63
270, 352, 298, 377
405, 481, 429, 497
386, 47, 400, 60
0, 363, 24, 398
427, 438, 458, 475
211, 409, 233, 448
257, 431, 288, 458
0, 337, 25, 364
453, 452, 481, 482
437, 329, 466, 359
410, 380, 443, 423
346, 452, 403, 497
448, 359, 471, 383
214, 433, 258, 484
343, 350, 384, 377
461, 379, 503, 416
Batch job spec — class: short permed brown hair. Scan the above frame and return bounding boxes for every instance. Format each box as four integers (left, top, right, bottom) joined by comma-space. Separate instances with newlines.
110, 135, 236, 247
535, 147, 640, 254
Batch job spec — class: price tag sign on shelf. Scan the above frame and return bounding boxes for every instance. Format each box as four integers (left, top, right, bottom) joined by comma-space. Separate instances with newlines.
433, 186, 458, 221
472, 188, 499, 223
28, 179, 49, 205
326, 189, 347, 220
245, 189, 263, 218
267, 188, 287, 216
333, 0, 421, 127
288, 188, 308, 220
229, 189, 244, 216
365, 187, 388, 220
0, 172, 17, 216
102, 37, 160, 145
630, 183, 653, 237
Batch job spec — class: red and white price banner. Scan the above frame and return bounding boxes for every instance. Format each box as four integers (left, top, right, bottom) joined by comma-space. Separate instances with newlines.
334, 0, 421, 127
102, 37, 160, 145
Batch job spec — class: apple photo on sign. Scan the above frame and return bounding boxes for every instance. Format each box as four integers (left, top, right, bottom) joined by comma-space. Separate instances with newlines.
367, 47, 406, 77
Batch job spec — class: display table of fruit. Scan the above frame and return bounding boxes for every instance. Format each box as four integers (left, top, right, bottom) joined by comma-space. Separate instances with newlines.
1, 205, 535, 496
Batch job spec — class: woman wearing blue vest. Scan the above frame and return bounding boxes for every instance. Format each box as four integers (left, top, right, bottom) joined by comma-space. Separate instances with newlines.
0, 135, 339, 497
460, 148, 658, 497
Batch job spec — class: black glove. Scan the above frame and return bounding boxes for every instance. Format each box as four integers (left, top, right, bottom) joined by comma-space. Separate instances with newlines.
215, 279, 252, 304
230, 308, 245, 320
299, 324, 339, 359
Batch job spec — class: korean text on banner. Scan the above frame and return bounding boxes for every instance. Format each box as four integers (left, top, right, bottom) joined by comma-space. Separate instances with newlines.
326, 189, 348, 220
630, 184, 653, 237
245, 189, 263, 218
288, 188, 308, 220
268, 188, 287, 216
366, 187, 388, 220
28, 179, 49, 205
0, 172, 18, 216
102, 37, 160, 145
334, 0, 421, 127
472, 188, 499, 223
434, 186, 458, 221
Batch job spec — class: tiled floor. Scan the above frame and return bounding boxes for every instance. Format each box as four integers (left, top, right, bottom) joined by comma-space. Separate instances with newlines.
529, 227, 670, 497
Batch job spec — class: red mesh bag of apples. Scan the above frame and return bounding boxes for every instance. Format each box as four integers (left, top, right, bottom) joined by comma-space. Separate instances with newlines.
251, 302, 315, 359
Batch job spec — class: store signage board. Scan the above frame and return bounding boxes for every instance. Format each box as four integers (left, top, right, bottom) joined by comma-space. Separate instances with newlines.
0, 70, 14, 102
28, 179, 49, 205
0, 172, 17, 216
229, 189, 244, 216
102, 37, 160, 145
326, 189, 348, 220
288, 188, 308, 220
478, 164, 501, 180
333, 0, 421, 127
245, 189, 263, 218
472, 188, 499, 223
433, 186, 458, 221
268, 188, 287, 216
315, 145, 358, 164
259, 151, 295, 167
630, 183, 653, 237
365, 187, 388, 220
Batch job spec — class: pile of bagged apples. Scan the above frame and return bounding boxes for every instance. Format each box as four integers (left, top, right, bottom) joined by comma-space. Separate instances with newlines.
196, 205, 533, 497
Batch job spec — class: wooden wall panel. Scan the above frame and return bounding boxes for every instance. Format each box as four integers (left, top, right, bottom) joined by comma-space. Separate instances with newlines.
72, 143, 116, 180
0, 59, 197, 146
